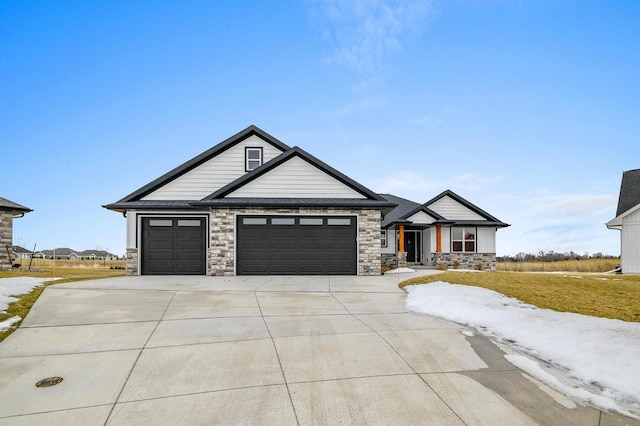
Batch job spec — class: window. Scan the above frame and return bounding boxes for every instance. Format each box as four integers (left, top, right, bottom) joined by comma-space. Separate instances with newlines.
271, 218, 295, 225
243, 217, 267, 225
245, 147, 263, 171
452, 227, 476, 252
327, 218, 351, 226
149, 219, 172, 227
299, 218, 323, 225
381, 230, 387, 247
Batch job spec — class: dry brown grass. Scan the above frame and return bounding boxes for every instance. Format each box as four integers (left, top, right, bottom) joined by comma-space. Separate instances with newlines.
9, 258, 125, 271
497, 258, 619, 273
0, 266, 126, 343
400, 271, 640, 322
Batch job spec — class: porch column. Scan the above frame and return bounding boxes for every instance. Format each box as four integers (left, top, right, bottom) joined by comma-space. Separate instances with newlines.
436, 225, 442, 253
398, 225, 405, 252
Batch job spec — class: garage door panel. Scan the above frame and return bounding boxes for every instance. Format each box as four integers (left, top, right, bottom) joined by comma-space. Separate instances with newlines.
142, 217, 206, 275
237, 216, 357, 275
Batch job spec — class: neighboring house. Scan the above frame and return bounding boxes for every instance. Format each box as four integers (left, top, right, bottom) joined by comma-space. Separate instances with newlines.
77, 250, 118, 260
104, 125, 395, 276
0, 197, 32, 270
12, 245, 33, 259
33, 248, 118, 260
40, 248, 78, 259
379, 192, 509, 271
105, 125, 507, 276
606, 169, 640, 274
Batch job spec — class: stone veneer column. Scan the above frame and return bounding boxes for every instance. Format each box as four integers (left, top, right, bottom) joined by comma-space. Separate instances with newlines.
125, 248, 138, 276
396, 251, 407, 268
356, 208, 382, 276
0, 212, 13, 270
208, 207, 382, 276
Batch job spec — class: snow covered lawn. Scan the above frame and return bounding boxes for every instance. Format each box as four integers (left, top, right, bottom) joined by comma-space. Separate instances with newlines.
0, 277, 55, 333
405, 281, 640, 419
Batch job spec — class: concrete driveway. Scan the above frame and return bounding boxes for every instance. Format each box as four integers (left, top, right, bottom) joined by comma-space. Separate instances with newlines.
0, 273, 637, 425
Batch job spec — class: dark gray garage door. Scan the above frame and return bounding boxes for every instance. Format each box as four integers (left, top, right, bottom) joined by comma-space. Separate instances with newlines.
141, 217, 206, 275
237, 216, 357, 275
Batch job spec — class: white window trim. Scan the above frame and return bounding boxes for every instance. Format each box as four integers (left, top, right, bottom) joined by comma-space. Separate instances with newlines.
451, 227, 476, 253
381, 229, 387, 247
245, 147, 263, 171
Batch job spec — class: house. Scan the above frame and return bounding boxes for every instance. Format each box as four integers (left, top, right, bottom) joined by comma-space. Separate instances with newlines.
12, 245, 33, 259
39, 248, 78, 260
0, 197, 32, 270
104, 125, 506, 276
606, 169, 640, 274
379, 192, 509, 271
32, 248, 118, 260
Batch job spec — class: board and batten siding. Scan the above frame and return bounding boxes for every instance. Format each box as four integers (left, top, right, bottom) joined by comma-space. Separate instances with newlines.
227, 156, 367, 199
621, 208, 640, 274
142, 136, 285, 200
430, 226, 451, 253
477, 227, 497, 253
406, 211, 436, 224
429, 196, 485, 220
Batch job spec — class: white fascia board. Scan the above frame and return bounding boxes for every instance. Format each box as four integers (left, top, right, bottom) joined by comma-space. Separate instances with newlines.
606, 203, 640, 229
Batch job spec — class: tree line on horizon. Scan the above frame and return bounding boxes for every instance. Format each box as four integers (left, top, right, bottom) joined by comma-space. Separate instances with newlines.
498, 251, 619, 263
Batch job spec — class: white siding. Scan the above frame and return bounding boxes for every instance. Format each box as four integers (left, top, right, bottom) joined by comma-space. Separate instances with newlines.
381, 230, 396, 254
429, 196, 485, 220
477, 228, 497, 253
422, 229, 432, 264
407, 211, 435, 224
227, 156, 366, 199
126, 212, 137, 248
430, 227, 452, 253
621, 208, 640, 274
142, 135, 285, 200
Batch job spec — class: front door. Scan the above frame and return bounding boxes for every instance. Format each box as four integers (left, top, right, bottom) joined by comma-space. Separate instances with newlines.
404, 230, 421, 263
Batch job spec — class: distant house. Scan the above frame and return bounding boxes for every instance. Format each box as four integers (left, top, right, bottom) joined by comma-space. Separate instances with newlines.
12, 245, 33, 259
607, 169, 640, 274
33, 248, 118, 260
0, 197, 32, 270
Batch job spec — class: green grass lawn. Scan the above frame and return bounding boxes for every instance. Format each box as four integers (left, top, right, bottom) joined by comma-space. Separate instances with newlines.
0, 267, 125, 343
400, 271, 640, 322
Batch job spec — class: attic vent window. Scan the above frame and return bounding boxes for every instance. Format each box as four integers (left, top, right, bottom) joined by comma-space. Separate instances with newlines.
245, 147, 263, 171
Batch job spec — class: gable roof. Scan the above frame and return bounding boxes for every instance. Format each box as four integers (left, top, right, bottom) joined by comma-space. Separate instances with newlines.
380, 190, 509, 228
616, 169, 640, 217
199, 147, 387, 202
379, 194, 446, 228
0, 197, 32, 214
110, 125, 290, 204
12, 245, 32, 254
424, 190, 507, 225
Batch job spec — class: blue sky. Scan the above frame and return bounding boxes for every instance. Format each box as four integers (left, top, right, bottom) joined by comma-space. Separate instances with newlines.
2, 0, 638, 256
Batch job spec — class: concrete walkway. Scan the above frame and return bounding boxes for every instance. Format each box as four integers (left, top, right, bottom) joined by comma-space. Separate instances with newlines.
0, 273, 637, 425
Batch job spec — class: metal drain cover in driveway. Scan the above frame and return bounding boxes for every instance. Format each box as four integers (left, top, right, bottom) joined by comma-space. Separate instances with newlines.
35, 377, 63, 388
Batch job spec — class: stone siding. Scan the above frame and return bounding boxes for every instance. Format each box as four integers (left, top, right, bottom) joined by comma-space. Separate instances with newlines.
0, 212, 12, 270
431, 252, 497, 271
209, 207, 381, 276
126, 248, 138, 276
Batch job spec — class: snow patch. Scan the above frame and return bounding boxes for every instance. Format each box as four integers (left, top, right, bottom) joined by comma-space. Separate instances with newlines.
405, 281, 640, 419
385, 267, 416, 274
0, 277, 56, 332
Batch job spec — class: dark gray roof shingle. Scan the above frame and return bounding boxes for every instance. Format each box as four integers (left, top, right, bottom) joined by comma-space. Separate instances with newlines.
616, 169, 640, 217
378, 194, 422, 227
0, 197, 32, 213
